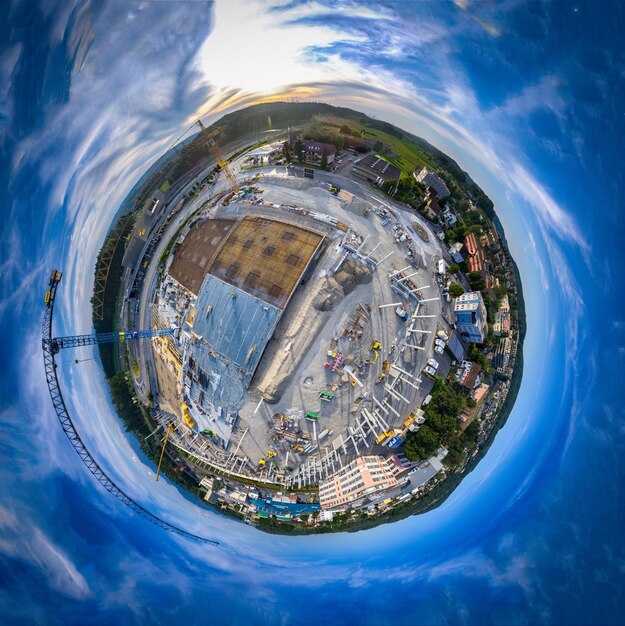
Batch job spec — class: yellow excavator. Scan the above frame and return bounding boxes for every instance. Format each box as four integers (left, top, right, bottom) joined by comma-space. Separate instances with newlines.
181, 404, 196, 428
369, 340, 382, 365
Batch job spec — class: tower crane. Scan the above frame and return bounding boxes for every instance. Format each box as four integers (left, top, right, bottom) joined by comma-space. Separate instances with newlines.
196, 119, 240, 194
45, 327, 176, 354
41, 269, 219, 546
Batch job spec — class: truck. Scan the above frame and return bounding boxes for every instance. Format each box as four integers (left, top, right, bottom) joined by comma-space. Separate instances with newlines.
318, 429, 333, 442
375, 431, 393, 445
395, 306, 409, 321
386, 435, 404, 449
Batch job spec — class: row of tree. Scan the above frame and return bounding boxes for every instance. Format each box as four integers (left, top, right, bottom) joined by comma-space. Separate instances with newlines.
403, 378, 468, 462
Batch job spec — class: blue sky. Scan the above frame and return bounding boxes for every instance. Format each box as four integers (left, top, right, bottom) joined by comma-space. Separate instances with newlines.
1, 1, 624, 623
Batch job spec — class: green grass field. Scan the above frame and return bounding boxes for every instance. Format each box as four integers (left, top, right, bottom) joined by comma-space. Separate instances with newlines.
317, 114, 439, 177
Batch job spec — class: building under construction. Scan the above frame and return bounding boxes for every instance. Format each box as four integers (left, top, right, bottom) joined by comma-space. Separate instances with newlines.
172, 215, 325, 440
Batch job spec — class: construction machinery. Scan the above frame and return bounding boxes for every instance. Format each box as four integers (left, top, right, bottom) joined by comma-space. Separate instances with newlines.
375, 431, 390, 445
318, 391, 334, 402
395, 306, 409, 322
403, 412, 417, 428
41, 269, 218, 546
45, 327, 176, 354
369, 340, 382, 365
375, 429, 396, 445
155, 423, 173, 481
181, 404, 196, 429
196, 120, 239, 194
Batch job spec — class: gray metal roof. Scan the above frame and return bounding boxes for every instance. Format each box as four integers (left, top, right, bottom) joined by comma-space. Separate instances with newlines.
193, 274, 281, 371
353, 154, 401, 181
447, 330, 467, 362
407, 460, 441, 491
184, 274, 282, 428
121, 236, 146, 269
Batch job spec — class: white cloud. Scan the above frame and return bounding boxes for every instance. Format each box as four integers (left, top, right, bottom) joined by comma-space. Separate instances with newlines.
0, 504, 91, 599
0, 1, 600, 609
195, 0, 364, 98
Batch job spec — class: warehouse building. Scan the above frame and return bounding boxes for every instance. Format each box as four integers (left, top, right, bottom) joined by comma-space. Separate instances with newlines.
352, 154, 401, 186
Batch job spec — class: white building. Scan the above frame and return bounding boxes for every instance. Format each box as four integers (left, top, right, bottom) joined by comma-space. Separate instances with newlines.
493, 295, 511, 336
454, 291, 488, 343
414, 167, 450, 199
448, 242, 466, 264
243, 143, 282, 166
441, 206, 457, 227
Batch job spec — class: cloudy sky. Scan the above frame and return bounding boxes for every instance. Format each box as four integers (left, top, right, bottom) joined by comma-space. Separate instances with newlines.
1, 0, 624, 623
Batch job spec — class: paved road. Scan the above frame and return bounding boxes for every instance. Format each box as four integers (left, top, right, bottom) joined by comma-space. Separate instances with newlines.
130, 132, 287, 403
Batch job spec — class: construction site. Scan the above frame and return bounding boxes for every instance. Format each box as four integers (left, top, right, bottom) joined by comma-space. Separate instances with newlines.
147, 168, 452, 493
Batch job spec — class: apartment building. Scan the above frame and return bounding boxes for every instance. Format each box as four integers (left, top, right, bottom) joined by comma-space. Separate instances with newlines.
318, 455, 398, 510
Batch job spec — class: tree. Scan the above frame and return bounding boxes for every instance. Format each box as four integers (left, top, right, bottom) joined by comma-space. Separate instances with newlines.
443, 430, 465, 467
427, 411, 458, 436
476, 192, 495, 220
448, 263, 460, 275
468, 271, 485, 291
320, 149, 328, 170
295, 138, 304, 163
494, 284, 508, 299
464, 420, 480, 443
404, 425, 441, 461
303, 124, 345, 150
448, 283, 464, 299
282, 141, 292, 163
373, 140, 384, 152
469, 346, 490, 370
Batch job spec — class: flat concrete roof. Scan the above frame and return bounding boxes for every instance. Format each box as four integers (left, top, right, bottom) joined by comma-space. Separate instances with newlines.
208, 214, 324, 309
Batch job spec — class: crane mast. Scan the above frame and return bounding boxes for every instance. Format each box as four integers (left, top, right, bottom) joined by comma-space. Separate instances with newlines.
196, 119, 239, 194
41, 269, 219, 546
